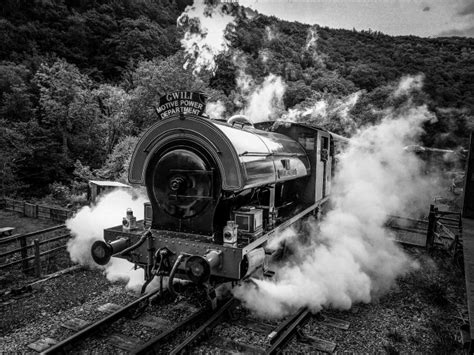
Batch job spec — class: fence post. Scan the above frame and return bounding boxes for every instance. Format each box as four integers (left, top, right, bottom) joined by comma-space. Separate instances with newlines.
34, 239, 41, 278
19, 235, 29, 274
426, 204, 436, 249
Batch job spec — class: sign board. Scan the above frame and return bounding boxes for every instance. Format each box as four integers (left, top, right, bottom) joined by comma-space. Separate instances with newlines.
155, 91, 207, 120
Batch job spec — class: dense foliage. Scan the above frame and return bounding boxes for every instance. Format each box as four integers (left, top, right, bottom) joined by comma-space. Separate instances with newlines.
1, 0, 473, 199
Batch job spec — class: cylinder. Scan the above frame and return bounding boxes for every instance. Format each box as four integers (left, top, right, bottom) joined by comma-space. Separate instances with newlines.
91, 238, 129, 265
240, 248, 266, 278
185, 249, 222, 283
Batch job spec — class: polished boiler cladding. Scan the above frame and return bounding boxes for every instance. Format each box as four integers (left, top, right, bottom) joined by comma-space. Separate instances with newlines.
92, 91, 345, 296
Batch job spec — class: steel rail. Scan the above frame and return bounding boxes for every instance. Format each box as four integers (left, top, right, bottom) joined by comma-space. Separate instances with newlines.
1, 265, 83, 299
169, 297, 238, 355
265, 307, 310, 355
170, 298, 237, 355
41, 288, 160, 355
132, 306, 210, 355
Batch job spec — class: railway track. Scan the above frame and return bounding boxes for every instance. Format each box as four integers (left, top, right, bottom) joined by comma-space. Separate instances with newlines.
26, 279, 350, 354
39, 288, 163, 354
133, 296, 346, 354
1, 265, 83, 304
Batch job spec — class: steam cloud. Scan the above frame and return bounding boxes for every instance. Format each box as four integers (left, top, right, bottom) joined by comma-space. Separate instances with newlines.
241, 74, 286, 123
305, 27, 318, 51
284, 91, 361, 135
177, 0, 235, 75
233, 77, 439, 318
66, 189, 149, 291
206, 100, 226, 120
393, 74, 424, 98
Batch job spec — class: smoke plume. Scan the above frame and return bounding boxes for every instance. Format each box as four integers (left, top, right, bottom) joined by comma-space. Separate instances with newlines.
241, 74, 286, 123
177, 0, 236, 75
206, 100, 226, 120
305, 26, 318, 51
393, 74, 424, 98
284, 91, 361, 135
233, 80, 439, 318
66, 189, 149, 291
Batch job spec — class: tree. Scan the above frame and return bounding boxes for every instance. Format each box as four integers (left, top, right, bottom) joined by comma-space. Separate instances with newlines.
127, 52, 209, 130
0, 62, 35, 196
93, 84, 133, 156
96, 135, 139, 182
22, 59, 107, 195
347, 63, 380, 91
283, 80, 312, 108
0, 120, 30, 197
33, 59, 94, 159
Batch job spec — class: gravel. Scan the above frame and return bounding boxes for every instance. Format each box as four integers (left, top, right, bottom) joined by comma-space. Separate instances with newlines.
285, 246, 466, 354
0, 267, 134, 352
0, 242, 466, 353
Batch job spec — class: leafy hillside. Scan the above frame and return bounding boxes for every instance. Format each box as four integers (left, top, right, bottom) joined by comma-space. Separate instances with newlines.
1, 0, 473, 199
0, 0, 191, 80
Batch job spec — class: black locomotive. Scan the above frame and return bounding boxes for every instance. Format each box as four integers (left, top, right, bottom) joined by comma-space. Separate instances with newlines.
91, 91, 345, 296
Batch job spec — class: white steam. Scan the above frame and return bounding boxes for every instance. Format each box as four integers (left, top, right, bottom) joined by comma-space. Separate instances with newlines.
229, 52, 286, 123
206, 100, 226, 120
284, 91, 361, 135
305, 27, 318, 51
66, 189, 149, 291
177, 1, 235, 75
304, 26, 325, 67
233, 80, 439, 318
394, 74, 424, 98
242, 74, 286, 123
265, 26, 277, 41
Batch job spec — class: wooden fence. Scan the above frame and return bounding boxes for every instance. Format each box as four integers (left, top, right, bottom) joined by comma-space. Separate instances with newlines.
387, 204, 463, 260
426, 204, 463, 261
0, 225, 70, 277
386, 214, 429, 247
2, 198, 73, 222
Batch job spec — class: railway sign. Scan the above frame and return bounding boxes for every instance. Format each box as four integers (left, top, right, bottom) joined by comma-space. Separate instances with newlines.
155, 91, 207, 120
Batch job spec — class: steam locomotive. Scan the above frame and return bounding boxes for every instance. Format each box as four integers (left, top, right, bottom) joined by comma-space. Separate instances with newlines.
91, 91, 346, 297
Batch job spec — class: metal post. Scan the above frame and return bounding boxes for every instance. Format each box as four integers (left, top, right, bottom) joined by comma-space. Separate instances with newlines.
34, 239, 41, 277
19, 235, 29, 274
463, 132, 474, 218
426, 204, 436, 249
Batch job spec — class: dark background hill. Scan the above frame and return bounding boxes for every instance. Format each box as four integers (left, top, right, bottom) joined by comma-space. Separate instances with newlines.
0, 0, 473, 199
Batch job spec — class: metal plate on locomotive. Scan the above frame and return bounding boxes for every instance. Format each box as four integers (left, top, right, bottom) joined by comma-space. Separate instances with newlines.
151, 232, 244, 280
103, 225, 245, 280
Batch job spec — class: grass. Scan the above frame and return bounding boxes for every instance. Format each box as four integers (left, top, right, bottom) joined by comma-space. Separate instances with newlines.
428, 318, 460, 353
386, 329, 405, 343
420, 280, 450, 307
0, 208, 73, 290
383, 343, 400, 355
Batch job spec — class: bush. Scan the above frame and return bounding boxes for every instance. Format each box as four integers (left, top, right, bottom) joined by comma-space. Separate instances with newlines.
48, 182, 71, 202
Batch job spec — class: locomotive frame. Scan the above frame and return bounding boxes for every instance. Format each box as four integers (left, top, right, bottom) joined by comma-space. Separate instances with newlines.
91, 92, 346, 298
